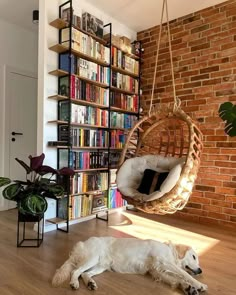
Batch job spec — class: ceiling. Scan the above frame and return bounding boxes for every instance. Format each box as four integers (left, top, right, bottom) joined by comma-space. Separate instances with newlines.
86, 0, 228, 31
0, 0, 39, 32
0, 0, 227, 32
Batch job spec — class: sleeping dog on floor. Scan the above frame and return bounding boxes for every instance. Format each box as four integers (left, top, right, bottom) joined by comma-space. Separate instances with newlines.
52, 237, 207, 295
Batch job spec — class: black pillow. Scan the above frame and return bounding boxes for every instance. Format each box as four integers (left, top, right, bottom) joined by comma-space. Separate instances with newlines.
137, 169, 169, 195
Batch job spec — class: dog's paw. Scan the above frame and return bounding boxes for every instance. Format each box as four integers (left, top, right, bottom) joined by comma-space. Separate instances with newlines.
70, 280, 80, 290
184, 285, 199, 295
197, 283, 208, 292
87, 279, 98, 291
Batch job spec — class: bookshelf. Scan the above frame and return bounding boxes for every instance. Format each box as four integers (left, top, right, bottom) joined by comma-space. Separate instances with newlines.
47, 0, 142, 232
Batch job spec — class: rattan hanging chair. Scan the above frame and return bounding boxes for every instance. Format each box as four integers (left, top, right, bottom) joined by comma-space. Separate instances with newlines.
116, 0, 203, 215
117, 106, 203, 215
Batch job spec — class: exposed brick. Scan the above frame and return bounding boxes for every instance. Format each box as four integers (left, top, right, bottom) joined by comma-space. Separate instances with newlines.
191, 43, 210, 52
205, 192, 226, 200
195, 185, 215, 192
200, 66, 219, 74
138, 0, 236, 227
191, 24, 210, 34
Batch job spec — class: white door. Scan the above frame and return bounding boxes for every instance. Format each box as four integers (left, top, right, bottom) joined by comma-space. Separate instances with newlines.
5, 68, 37, 209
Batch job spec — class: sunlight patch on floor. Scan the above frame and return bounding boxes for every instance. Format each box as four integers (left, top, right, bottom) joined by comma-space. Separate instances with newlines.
109, 212, 219, 255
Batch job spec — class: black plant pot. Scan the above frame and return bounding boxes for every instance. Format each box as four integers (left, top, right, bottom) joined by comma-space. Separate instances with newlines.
18, 211, 44, 222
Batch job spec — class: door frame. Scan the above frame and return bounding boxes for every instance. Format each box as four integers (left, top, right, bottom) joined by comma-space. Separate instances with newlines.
2, 65, 37, 210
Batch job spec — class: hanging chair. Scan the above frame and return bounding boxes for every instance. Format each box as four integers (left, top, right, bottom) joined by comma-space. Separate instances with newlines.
116, 0, 203, 215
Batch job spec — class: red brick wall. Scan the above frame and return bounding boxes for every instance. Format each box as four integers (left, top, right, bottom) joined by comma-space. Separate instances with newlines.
137, 0, 236, 228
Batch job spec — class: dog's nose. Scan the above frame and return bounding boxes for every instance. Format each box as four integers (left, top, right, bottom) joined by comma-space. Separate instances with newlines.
197, 268, 202, 274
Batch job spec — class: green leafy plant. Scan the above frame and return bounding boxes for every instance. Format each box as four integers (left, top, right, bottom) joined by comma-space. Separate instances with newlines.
0, 153, 74, 217
219, 102, 236, 137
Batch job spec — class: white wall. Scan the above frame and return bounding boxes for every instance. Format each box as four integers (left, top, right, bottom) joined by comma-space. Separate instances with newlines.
38, 0, 137, 169
0, 19, 38, 210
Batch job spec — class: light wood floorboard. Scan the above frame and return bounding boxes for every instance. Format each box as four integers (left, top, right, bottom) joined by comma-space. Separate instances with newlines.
0, 208, 235, 295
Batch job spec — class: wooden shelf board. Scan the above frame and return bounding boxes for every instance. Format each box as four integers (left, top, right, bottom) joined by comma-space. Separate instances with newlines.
48, 94, 68, 101
109, 126, 128, 131
46, 217, 67, 225
110, 106, 138, 115
71, 99, 109, 109
49, 18, 108, 46
109, 147, 123, 150
48, 120, 68, 124
74, 168, 109, 172
49, 69, 109, 88
110, 86, 137, 96
111, 65, 139, 78
49, 18, 68, 29
78, 75, 109, 88
72, 146, 109, 150
72, 190, 108, 196
49, 44, 109, 67
49, 69, 68, 77
70, 122, 109, 129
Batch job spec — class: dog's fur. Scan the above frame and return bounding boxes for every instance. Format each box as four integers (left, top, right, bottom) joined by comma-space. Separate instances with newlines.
52, 237, 207, 295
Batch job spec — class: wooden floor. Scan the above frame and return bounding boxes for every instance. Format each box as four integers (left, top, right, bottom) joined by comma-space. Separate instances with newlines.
0, 208, 236, 295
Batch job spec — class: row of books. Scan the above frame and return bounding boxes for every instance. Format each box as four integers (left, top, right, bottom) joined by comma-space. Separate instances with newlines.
110, 112, 137, 129
59, 76, 109, 106
112, 46, 139, 75
110, 130, 126, 148
79, 58, 110, 84
59, 150, 108, 170
58, 192, 107, 220
59, 125, 126, 149
69, 193, 107, 218
108, 186, 127, 209
59, 102, 109, 127
60, 54, 110, 85
71, 172, 108, 194
58, 188, 126, 220
61, 27, 110, 63
110, 92, 138, 112
71, 128, 109, 148
111, 71, 139, 93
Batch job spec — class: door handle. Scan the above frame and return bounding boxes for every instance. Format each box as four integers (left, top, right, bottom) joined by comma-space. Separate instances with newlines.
11, 132, 23, 136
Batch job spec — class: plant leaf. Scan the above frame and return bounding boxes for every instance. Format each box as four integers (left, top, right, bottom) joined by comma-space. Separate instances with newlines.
59, 167, 75, 176
15, 158, 32, 174
29, 153, 45, 171
48, 184, 65, 197
219, 102, 236, 137
37, 165, 58, 176
18, 194, 47, 216
0, 177, 11, 187
2, 183, 22, 201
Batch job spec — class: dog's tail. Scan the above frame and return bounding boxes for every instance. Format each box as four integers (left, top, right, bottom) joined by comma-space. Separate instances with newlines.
52, 259, 74, 287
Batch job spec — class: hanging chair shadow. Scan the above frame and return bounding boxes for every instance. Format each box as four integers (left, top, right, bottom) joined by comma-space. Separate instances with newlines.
117, 107, 203, 215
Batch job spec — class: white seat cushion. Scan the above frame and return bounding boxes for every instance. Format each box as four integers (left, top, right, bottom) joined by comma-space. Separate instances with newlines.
116, 155, 185, 202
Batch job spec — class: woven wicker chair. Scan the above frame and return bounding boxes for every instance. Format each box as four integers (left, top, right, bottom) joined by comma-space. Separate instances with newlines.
117, 107, 203, 215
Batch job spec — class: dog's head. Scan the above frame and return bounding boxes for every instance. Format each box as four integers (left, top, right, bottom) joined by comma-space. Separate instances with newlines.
175, 244, 202, 276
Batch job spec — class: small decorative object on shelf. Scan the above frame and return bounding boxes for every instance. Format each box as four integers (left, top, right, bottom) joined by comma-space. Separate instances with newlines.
0, 153, 74, 247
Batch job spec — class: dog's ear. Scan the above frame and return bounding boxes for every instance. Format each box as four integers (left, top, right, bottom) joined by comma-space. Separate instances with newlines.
175, 244, 191, 259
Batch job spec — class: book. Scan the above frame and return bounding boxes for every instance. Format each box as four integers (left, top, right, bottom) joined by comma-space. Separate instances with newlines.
82, 12, 104, 39
57, 197, 68, 219
59, 101, 70, 121
58, 125, 70, 142
91, 192, 106, 213
62, 7, 81, 28
59, 53, 77, 74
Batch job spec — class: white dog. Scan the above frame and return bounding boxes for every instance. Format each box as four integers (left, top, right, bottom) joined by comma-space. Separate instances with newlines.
52, 237, 207, 295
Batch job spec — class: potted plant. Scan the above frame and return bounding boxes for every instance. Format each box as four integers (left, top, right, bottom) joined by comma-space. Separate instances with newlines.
219, 102, 236, 137
0, 153, 74, 219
